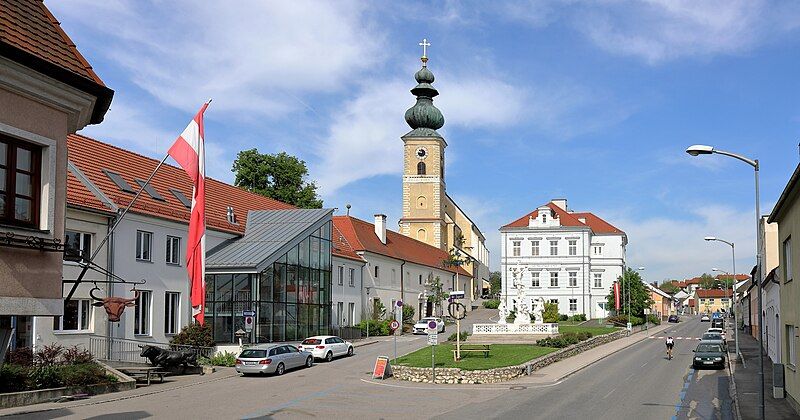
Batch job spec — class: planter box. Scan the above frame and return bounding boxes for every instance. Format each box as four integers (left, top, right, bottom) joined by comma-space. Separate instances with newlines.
0, 381, 135, 409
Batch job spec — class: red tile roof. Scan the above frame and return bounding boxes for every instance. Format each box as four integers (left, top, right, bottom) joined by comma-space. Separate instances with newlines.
0, 0, 104, 85
502, 202, 624, 234
66, 168, 108, 213
333, 216, 470, 277
331, 223, 364, 263
715, 274, 750, 281
696, 289, 733, 298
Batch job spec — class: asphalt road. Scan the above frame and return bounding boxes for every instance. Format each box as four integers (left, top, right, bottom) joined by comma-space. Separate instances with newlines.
3, 316, 732, 419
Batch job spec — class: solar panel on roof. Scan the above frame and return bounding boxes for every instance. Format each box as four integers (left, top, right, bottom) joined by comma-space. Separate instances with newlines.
169, 188, 192, 208
135, 179, 166, 201
102, 169, 135, 193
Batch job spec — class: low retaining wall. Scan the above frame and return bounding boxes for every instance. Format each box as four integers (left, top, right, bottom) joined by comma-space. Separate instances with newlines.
394, 329, 628, 384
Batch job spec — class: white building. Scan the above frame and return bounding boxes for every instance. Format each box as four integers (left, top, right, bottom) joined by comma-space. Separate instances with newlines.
499, 199, 627, 319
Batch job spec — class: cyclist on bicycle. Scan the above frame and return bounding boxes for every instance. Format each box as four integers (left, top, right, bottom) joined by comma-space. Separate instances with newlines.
665, 336, 675, 359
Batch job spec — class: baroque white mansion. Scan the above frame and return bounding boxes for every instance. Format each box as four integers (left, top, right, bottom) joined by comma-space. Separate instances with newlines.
499, 199, 626, 319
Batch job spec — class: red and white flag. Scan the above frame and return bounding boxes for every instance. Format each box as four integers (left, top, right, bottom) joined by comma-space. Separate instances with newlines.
614, 282, 621, 311
168, 102, 209, 324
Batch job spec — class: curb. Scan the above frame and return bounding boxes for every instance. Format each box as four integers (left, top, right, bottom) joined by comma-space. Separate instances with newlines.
353, 340, 382, 348
727, 337, 743, 420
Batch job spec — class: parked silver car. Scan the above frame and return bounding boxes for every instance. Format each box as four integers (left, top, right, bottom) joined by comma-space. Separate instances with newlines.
235, 344, 313, 376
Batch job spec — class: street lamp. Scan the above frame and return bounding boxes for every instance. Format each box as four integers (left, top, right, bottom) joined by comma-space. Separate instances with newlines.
636, 267, 646, 328
687, 144, 763, 420
706, 236, 740, 360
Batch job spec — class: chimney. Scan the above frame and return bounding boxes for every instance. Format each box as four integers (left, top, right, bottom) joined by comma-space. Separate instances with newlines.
551, 198, 567, 211
374, 214, 387, 244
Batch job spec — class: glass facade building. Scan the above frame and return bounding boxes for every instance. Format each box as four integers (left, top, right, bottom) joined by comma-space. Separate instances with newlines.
205, 222, 332, 343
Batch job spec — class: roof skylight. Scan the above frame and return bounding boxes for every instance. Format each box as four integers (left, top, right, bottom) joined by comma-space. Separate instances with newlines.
135, 179, 165, 201
102, 169, 135, 193
170, 188, 192, 208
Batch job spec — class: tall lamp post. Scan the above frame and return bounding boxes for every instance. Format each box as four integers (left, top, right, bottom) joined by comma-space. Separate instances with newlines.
636, 267, 646, 328
687, 144, 763, 420
707, 235, 741, 360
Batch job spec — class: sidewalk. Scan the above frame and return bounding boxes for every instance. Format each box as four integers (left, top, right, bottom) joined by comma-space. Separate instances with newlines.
729, 332, 797, 420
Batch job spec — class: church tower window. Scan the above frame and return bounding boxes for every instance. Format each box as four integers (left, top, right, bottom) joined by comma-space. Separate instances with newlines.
417, 196, 427, 209
417, 229, 427, 241
417, 161, 426, 175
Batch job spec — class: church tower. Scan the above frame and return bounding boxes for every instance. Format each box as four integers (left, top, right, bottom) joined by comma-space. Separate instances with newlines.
399, 40, 448, 250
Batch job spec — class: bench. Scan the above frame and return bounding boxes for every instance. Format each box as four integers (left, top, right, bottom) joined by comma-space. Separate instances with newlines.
452, 344, 491, 360
119, 367, 169, 386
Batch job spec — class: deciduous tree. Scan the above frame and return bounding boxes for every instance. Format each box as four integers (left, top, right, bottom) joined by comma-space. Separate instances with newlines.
606, 268, 654, 318
232, 149, 323, 208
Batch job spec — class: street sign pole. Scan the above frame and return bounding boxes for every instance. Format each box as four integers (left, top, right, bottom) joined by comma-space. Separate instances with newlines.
431, 341, 435, 383
394, 333, 397, 365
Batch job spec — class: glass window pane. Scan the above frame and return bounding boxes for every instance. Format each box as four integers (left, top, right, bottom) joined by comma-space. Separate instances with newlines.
323, 221, 331, 240
81, 300, 90, 330
273, 303, 285, 342
257, 303, 272, 343
321, 240, 331, 271
273, 264, 286, 302
286, 244, 298, 266
0, 194, 4, 216
0, 142, 6, 166
16, 148, 31, 171
260, 269, 273, 302
299, 237, 310, 267
286, 265, 297, 303
63, 300, 79, 330
205, 275, 215, 301
215, 274, 233, 301
233, 274, 251, 301
286, 304, 297, 341
14, 197, 31, 222
15, 172, 31, 196
311, 270, 319, 304
213, 302, 233, 343
297, 305, 309, 340
0, 168, 5, 191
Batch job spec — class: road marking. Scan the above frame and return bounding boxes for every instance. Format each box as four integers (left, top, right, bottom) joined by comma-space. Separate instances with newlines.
603, 388, 616, 399
358, 378, 563, 390
641, 362, 648, 368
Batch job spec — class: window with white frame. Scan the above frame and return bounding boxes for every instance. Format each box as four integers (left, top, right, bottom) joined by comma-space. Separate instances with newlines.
337, 302, 344, 325
349, 303, 356, 326
531, 240, 539, 256
568, 240, 577, 256
531, 272, 540, 287
134, 290, 152, 335
53, 299, 90, 331
594, 273, 602, 288
64, 231, 91, 261
338, 266, 344, 286
569, 298, 577, 312
542, 213, 547, 223
550, 272, 558, 287
784, 236, 793, 283
164, 292, 180, 335
374, 265, 379, 279
786, 325, 796, 368
166, 235, 181, 265
512, 241, 521, 257
136, 230, 152, 261
550, 240, 558, 256
349, 268, 355, 287
593, 245, 603, 255
549, 299, 558, 305
568, 272, 577, 287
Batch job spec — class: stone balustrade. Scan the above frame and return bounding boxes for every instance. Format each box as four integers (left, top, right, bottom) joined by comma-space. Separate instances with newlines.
472, 322, 559, 335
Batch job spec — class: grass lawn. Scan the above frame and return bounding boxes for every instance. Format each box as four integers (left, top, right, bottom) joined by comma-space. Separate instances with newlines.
558, 325, 620, 336
395, 344, 556, 370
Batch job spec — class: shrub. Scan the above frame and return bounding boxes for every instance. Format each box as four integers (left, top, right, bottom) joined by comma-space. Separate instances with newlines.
63, 346, 94, 365
559, 314, 569, 322
647, 314, 661, 325
200, 351, 237, 367
402, 305, 416, 324
537, 331, 594, 348
59, 363, 115, 387
357, 319, 392, 336
170, 322, 214, 347
571, 314, 587, 322
543, 303, 559, 323
7, 346, 33, 367
0, 364, 30, 392
30, 365, 62, 389
482, 299, 500, 309
34, 343, 64, 367
371, 299, 387, 320
607, 315, 645, 327
447, 331, 471, 342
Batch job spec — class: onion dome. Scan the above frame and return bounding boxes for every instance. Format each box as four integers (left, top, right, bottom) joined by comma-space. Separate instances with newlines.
404, 58, 444, 136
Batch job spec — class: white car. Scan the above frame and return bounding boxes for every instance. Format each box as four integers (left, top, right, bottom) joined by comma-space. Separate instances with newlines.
707, 327, 726, 340
700, 314, 711, 322
297, 336, 353, 362
413, 317, 445, 335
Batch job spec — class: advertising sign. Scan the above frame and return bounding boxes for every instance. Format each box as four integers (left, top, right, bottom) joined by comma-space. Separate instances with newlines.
372, 356, 392, 379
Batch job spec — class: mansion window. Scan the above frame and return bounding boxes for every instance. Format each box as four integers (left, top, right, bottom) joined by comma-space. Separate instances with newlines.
568, 240, 577, 256
417, 162, 426, 175
166, 235, 181, 265
64, 230, 92, 262
531, 240, 539, 256
549, 299, 558, 305
569, 299, 577, 312
593, 245, 603, 255
531, 272, 540, 287
164, 292, 180, 335
568, 272, 577, 287
338, 266, 344, 286
134, 290, 152, 336
550, 272, 558, 287
512, 241, 521, 257
550, 240, 558, 256
374, 265, 380, 279
53, 299, 90, 332
0, 136, 41, 228
784, 236, 793, 283
136, 230, 153, 262
349, 268, 355, 287
593, 273, 602, 288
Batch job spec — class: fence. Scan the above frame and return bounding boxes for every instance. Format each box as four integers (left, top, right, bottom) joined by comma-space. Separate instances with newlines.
88, 335, 214, 364
331, 326, 363, 341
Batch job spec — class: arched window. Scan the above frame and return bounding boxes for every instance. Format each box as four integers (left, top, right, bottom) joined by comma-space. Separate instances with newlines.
417, 162, 426, 175
417, 196, 427, 209
417, 229, 427, 241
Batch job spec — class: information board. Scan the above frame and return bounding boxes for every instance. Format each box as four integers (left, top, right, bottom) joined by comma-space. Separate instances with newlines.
372, 356, 392, 379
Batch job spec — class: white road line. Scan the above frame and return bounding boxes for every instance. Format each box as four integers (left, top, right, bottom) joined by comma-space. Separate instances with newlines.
603, 388, 616, 399
641, 362, 648, 368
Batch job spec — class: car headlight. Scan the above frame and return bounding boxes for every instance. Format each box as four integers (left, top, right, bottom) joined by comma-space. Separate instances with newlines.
714, 357, 722, 361
695, 357, 702, 361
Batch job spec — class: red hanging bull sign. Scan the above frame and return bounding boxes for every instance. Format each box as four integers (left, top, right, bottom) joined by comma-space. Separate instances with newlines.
614, 282, 621, 311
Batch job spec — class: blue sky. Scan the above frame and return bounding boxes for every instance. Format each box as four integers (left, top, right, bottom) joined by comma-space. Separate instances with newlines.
50, 0, 800, 283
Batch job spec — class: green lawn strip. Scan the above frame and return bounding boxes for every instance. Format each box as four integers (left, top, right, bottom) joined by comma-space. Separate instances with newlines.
558, 325, 620, 336
395, 344, 556, 370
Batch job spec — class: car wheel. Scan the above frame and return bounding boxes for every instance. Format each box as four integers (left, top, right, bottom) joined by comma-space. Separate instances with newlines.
325, 351, 333, 362
347, 346, 353, 357
275, 363, 285, 376
241, 372, 250, 377
305, 356, 313, 368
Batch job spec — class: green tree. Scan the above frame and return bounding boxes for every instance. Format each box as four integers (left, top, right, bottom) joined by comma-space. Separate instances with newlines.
606, 268, 654, 318
659, 282, 681, 295
543, 302, 559, 323
489, 271, 502, 296
426, 275, 449, 317
231, 149, 323, 208
402, 305, 415, 324
699, 273, 719, 290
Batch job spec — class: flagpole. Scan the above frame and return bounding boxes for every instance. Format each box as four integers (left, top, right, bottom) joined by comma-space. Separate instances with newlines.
66, 98, 213, 301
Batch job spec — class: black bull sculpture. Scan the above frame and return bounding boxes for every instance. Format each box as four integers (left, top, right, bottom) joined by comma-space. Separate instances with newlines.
138, 345, 199, 368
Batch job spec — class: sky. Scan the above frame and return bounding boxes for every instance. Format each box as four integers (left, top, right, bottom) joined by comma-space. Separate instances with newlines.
50, 0, 800, 284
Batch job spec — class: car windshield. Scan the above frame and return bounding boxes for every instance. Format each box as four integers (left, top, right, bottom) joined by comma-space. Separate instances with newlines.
702, 333, 722, 340
302, 339, 322, 345
696, 344, 722, 352
239, 349, 268, 358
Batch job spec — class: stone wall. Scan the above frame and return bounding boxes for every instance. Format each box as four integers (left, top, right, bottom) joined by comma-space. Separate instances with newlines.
394, 329, 628, 384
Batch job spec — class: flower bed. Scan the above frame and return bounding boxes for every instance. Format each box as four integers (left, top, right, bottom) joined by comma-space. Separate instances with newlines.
1, 344, 118, 394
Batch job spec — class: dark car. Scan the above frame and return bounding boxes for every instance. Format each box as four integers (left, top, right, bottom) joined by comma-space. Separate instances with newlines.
711, 318, 724, 329
700, 332, 727, 352
668, 315, 679, 323
693, 342, 726, 369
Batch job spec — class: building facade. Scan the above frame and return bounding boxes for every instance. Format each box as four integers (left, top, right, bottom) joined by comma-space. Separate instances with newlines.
0, 0, 112, 359
499, 199, 626, 319
396, 54, 490, 303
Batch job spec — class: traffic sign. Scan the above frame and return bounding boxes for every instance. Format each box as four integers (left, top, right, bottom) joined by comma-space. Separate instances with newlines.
389, 320, 400, 331
244, 316, 253, 332
427, 332, 438, 345
242, 310, 255, 317
426, 320, 438, 334
449, 291, 465, 299
626, 322, 632, 331
396, 300, 403, 307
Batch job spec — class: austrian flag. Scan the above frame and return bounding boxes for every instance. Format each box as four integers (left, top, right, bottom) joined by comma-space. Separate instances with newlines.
168, 102, 209, 324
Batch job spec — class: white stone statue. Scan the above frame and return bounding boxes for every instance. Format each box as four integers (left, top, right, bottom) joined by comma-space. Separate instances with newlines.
532, 297, 545, 324
497, 301, 509, 324
511, 269, 532, 325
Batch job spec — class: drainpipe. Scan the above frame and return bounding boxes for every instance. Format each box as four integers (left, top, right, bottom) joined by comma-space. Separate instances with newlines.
399, 260, 406, 334
106, 214, 115, 360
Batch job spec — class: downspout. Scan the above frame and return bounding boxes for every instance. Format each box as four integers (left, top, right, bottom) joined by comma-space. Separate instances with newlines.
400, 260, 406, 331
105, 214, 115, 359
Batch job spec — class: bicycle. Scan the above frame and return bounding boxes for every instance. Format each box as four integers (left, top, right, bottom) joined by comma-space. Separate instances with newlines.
666, 346, 673, 360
